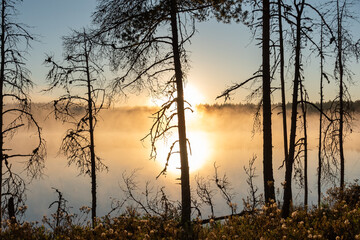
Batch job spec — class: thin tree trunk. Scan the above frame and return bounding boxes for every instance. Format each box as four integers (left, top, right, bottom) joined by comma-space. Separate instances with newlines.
278, 0, 289, 164
337, 0, 345, 190
84, 38, 97, 228
170, 0, 191, 231
300, 81, 308, 207
0, 0, 6, 222
282, 0, 305, 218
318, 23, 324, 207
8, 197, 15, 223
262, 0, 275, 203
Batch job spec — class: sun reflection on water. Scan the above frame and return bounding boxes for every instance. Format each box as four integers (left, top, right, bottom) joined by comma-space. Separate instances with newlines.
153, 83, 210, 175
156, 130, 211, 175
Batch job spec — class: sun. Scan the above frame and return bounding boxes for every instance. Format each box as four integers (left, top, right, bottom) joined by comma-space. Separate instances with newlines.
184, 83, 205, 106
147, 83, 205, 107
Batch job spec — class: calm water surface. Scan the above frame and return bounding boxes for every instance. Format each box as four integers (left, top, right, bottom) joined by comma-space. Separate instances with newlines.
11, 105, 360, 221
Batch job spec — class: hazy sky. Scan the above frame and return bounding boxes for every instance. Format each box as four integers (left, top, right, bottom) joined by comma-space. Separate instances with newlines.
16, 0, 360, 106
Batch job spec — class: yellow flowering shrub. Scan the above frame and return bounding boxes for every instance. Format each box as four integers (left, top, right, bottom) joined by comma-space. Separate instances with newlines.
1, 184, 360, 239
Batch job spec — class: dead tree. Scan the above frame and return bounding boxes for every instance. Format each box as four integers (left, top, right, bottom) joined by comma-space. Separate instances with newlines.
293, 0, 336, 207
330, 0, 359, 189
243, 155, 262, 211
8, 196, 15, 223
262, 0, 275, 203
318, 22, 329, 207
0, 0, 46, 221
321, 0, 359, 191
278, 0, 289, 164
120, 169, 179, 220
282, 0, 306, 218
212, 162, 237, 215
195, 174, 215, 218
216, 0, 276, 204
43, 188, 71, 234
337, 0, 345, 189
44, 29, 107, 228
299, 81, 308, 207
92, 0, 224, 231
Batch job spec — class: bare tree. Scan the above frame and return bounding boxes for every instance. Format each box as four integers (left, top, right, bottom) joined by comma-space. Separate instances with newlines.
44, 29, 107, 228
321, 0, 359, 191
195, 174, 215, 218
43, 188, 72, 235
336, 0, 346, 189
282, 0, 306, 218
120, 169, 179, 220
262, 0, 276, 203
92, 0, 224, 232
216, 0, 276, 204
318, 22, 330, 207
243, 155, 262, 211
299, 81, 308, 207
290, 0, 335, 207
277, 0, 289, 164
212, 162, 237, 215
0, 0, 46, 221
331, 0, 359, 190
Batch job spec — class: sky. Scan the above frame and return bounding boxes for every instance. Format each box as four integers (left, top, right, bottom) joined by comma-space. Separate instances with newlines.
16, 0, 360, 106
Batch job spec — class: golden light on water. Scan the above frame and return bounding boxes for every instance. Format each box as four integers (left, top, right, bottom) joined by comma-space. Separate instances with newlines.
151, 83, 210, 175
156, 131, 211, 174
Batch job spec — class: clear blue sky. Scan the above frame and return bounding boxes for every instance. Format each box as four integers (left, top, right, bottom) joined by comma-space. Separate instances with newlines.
17, 0, 360, 105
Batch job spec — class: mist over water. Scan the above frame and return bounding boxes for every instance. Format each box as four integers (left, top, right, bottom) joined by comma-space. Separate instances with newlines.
11, 104, 360, 221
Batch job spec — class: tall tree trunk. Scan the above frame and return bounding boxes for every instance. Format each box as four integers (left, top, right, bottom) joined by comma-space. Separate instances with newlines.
0, 0, 6, 222
84, 39, 97, 228
318, 23, 324, 207
300, 81, 308, 207
337, 0, 345, 190
282, 0, 305, 218
278, 0, 289, 164
262, 0, 275, 203
170, 0, 191, 231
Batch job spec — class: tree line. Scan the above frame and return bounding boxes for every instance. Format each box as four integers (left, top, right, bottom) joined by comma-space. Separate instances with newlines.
1, 0, 359, 238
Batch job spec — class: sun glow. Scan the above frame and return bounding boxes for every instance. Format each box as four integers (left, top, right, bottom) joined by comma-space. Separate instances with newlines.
184, 84, 205, 106
147, 83, 205, 107
151, 83, 209, 175
156, 131, 211, 174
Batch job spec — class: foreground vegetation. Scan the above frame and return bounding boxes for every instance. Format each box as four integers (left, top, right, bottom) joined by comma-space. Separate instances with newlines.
1, 184, 360, 239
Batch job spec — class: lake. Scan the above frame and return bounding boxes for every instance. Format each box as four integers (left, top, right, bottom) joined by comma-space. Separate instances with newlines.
10, 104, 360, 222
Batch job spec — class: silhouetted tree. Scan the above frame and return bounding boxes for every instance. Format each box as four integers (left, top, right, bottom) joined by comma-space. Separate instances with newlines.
0, 0, 46, 221
282, 0, 306, 218
46, 188, 70, 234
336, 0, 345, 190
212, 162, 237, 215
318, 22, 328, 207
243, 155, 262, 211
92, 0, 224, 233
321, 0, 359, 191
216, 0, 276, 204
262, 0, 275, 203
299, 81, 308, 207
119, 169, 179, 220
276, 0, 334, 216
44, 29, 107, 228
292, 0, 334, 207
276, 0, 289, 167
195, 174, 215, 218
330, 0, 359, 190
